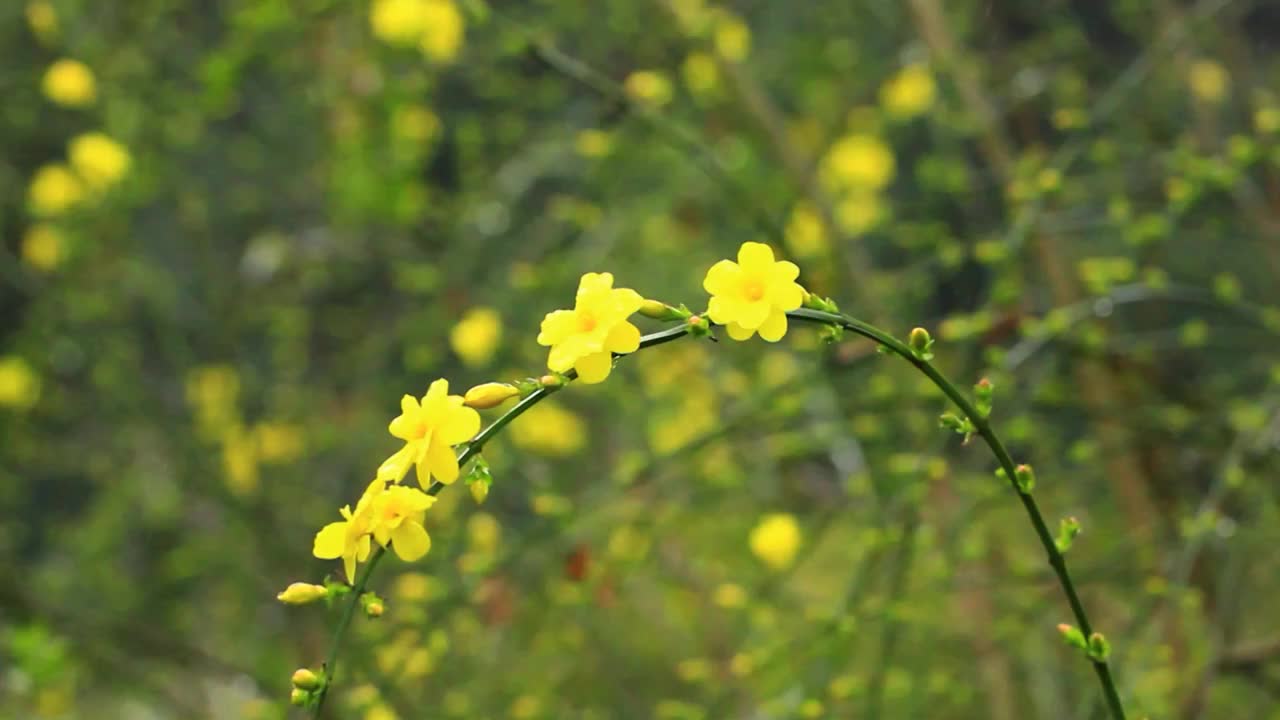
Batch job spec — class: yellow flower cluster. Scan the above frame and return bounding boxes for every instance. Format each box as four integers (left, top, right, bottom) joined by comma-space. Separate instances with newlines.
369, 0, 465, 62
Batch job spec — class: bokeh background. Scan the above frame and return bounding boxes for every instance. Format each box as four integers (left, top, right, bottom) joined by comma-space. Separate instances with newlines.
4, 0, 1280, 718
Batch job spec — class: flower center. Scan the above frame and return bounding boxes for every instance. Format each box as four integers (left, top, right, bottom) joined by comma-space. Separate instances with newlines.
410, 421, 430, 439
743, 278, 766, 302
578, 313, 598, 332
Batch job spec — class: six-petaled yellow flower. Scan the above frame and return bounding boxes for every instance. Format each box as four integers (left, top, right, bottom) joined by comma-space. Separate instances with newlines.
314, 478, 385, 583
537, 273, 643, 384
370, 484, 437, 561
704, 242, 805, 342
378, 379, 481, 487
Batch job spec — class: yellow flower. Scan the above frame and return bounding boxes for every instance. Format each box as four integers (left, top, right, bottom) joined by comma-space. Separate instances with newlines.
370, 484, 437, 561
462, 382, 519, 409
835, 192, 884, 235
703, 242, 804, 342
821, 134, 896, 192
682, 52, 720, 96
624, 70, 673, 107
254, 422, 305, 463
536, 272, 643, 383
370, 0, 428, 46
574, 129, 612, 158
378, 379, 482, 487
784, 203, 827, 258
509, 400, 585, 456
42, 59, 95, 108
68, 132, 131, 191
420, 0, 464, 63
314, 478, 385, 582
749, 513, 801, 570
880, 63, 936, 118
449, 307, 501, 367
27, 164, 83, 216
0, 356, 40, 410
713, 14, 751, 61
22, 224, 65, 271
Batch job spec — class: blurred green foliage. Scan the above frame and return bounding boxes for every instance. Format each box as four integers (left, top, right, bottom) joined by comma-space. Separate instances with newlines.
3, 0, 1280, 718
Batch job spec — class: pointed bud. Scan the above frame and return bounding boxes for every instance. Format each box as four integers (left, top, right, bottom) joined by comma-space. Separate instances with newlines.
290, 688, 310, 707
686, 314, 712, 338
471, 479, 490, 504
1013, 464, 1036, 494
1087, 632, 1112, 661
638, 299, 689, 321
1055, 516, 1081, 553
277, 582, 328, 605
291, 668, 321, 691
463, 382, 520, 409
802, 292, 839, 313
360, 592, 384, 618
908, 327, 934, 361
973, 378, 994, 417
1057, 623, 1087, 650
465, 455, 492, 505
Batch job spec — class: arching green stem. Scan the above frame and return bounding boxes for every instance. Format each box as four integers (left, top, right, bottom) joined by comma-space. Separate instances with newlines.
787, 307, 1126, 720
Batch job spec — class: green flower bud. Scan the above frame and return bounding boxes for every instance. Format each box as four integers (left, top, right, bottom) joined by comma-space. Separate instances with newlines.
908, 327, 934, 360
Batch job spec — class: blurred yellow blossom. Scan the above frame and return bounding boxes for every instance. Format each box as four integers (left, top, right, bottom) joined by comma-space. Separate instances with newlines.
682, 52, 720, 96
784, 203, 827, 258
713, 14, 751, 61
510, 695, 541, 719
392, 104, 441, 144
0, 356, 40, 410
222, 426, 260, 496
835, 192, 884, 235
364, 703, 399, 720
254, 422, 305, 463
575, 129, 613, 158
821, 134, 896, 192
1256, 106, 1280, 134
314, 478, 385, 582
467, 512, 500, 553
42, 59, 95, 107
27, 164, 83, 216
69, 133, 132, 192
624, 70, 674, 107
750, 513, 801, 570
1188, 59, 1228, 103
880, 63, 936, 118
713, 582, 747, 608
186, 364, 240, 439
21, 224, 65, 271
378, 379, 481, 487
704, 242, 805, 341
392, 572, 438, 602
370, 0, 429, 46
420, 0, 464, 63
450, 307, 502, 367
26, 1, 58, 40
537, 272, 643, 384
509, 400, 585, 456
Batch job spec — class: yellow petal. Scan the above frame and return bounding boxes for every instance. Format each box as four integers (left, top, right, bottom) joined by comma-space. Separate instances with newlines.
706, 295, 742, 325
343, 554, 357, 584
757, 310, 788, 342
547, 342, 580, 373
725, 322, 756, 341
439, 404, 481, 445
610, 287, 644, 315
735, 299, 771, 329
537, 309, 578, 346
703, 259, 741, 295
737, 242, 775, 272
374, 524, 392, 547
574, 351, 613, 384
377, 444, 415, 482
424, 378, 449, 404
604, 321, 641, 354
391, 522, 432, 561
577, 272, 615, 297
768, 281, 804, 311
426, 438, 460, 484
313, 521, 348, 559
770, 260, 800, 284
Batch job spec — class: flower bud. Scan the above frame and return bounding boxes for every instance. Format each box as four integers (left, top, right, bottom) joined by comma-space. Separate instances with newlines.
291, 668, 321, 691
686, 314, 712, 338
908, 327, 934, 360
361, 592, 384, 618
463, 382, 520, 409
1057, 623, 1087, 650
277, 582, 328, 605
471, 479, 490, 504
290, 688, 310, 707
1055, 516, 1081, 553
638, 299, 688, 321
539, 373, 565, 389
1087, 632, 1112, 661
1013, 464, 1036, 494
